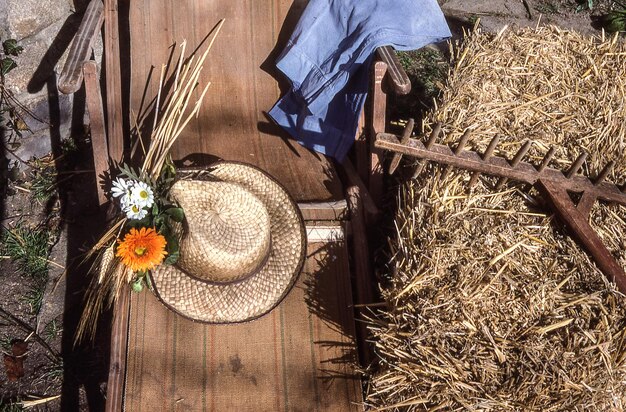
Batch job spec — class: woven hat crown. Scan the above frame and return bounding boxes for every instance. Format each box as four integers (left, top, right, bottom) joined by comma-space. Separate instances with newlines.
150, 162, 305, 324
170, 179, 272, 283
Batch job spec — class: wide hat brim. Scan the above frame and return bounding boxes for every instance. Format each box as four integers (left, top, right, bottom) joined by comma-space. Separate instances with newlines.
150, 162, 306, 323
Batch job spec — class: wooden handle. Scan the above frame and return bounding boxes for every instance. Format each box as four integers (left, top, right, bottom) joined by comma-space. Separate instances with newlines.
376, 46, 411, 95
58, 0, 104, 94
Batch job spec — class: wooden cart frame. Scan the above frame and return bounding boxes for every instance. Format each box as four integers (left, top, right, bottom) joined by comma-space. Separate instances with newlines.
59, 1, 411, 410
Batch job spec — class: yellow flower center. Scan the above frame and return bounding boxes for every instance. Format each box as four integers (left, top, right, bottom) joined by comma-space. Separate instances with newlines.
134, 246, 147, 256
132, 205, 140, 213
140, 190, 148, 199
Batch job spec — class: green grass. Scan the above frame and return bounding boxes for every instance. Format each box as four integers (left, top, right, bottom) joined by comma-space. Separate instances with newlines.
41, 360, 64, 382
390, 47, 449, 124
397, 48, 448, 102
21, 285, 45, 314
601, 2, 626, 31
467, 13, 480, 26
1, 223, 51, 280
27, 138, 80, 203
43, 318, 62, 342
576, 0, 594, 11
27, 158, 57, 204
1, 223, 52, 314
0, 334, 12, 352
29, 166, 57, 203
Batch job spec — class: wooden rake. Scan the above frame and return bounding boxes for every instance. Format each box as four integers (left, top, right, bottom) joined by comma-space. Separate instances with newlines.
375, 121, 626, 293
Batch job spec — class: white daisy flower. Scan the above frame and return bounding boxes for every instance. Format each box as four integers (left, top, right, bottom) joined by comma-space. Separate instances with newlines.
111, 178, 132, 198
130, 181, 155, 208
119, 194, 130, 210
125, 203, 148, 220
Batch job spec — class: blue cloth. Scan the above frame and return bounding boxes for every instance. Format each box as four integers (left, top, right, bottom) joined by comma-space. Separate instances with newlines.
269, 0, 451, 161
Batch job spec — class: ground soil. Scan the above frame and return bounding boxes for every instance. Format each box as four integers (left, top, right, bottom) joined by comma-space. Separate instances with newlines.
0, 189, 64, 410
0, 0, 622, 410
1, 142, 108, 411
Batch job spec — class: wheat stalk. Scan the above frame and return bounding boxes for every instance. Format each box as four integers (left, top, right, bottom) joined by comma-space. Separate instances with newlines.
76, 19, 225, 344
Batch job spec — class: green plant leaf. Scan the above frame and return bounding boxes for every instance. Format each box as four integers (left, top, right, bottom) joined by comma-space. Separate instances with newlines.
154, 215, 165, 232
603, 11, 626, 32
131, 278, 144, 292
126, 215, 151, 228
164, 236, 180, 265
165, 207, 184, 222
575, 0, 592, 12
1, 58, 17, 75
118, 163, 142, 181
2, 39, 23, 56
162, 162, 176, 180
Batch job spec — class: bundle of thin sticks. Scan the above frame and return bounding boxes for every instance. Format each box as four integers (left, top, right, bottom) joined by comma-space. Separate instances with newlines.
76, 20, 224, 343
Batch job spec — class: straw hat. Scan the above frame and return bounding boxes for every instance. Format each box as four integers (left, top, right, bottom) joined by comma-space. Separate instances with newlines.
150, 162, 306, 323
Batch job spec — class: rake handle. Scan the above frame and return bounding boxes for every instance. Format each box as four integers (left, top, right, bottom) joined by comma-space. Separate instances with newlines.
536, 179, 626, 294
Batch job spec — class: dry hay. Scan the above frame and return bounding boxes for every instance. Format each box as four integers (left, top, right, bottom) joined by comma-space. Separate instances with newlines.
427, 24, 626, 177
366, 26, 626, 411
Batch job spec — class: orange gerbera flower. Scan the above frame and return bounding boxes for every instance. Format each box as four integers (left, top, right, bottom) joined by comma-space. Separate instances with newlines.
116, 227, 167, 272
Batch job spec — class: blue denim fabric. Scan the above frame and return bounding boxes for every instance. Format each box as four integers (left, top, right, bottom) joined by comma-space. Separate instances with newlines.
269, 0, 451, 161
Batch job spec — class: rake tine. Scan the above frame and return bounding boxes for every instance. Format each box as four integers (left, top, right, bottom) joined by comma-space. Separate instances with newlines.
566, 152, 588, 179
538, 146, 556, 173
388, 118, 414, 175
594, 161, 614, 185
426, 123, 442, 149
496, 140, 532, 190
441, 129, 472, 180
454, 129, 472, 155
413, 123, 442, 178
468, 135, 500, 188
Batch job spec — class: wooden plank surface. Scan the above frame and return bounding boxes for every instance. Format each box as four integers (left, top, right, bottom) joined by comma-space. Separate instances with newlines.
104, 0, 124, 162
104, 285, 130, 412
114, 2, 357, 409
126, 0, 342, 202
58, 0, 104, 94
83, 61, 110, 205
123, 242, 363, 411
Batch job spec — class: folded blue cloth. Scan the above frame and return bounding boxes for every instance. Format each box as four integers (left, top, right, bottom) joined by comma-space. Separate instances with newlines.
269, 0, 451, 161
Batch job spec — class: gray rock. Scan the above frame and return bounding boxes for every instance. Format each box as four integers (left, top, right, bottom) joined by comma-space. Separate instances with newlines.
3, 0, 72, 40
2, 7, 82, 163
4, 18, 72, 95
3, 92, 74, 162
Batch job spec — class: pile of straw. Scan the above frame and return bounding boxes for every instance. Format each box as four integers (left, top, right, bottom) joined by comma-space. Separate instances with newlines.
427, 25, 626, 178
366, 26, 626, 411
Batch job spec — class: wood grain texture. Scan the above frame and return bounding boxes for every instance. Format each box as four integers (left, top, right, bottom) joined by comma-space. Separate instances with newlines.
123, 243, 363, 411
105, 285, 130, 412
126, 0, 342, 202
104, 0, 124, 162
376, 46, 411, 96
109, 2, 361, 410
83, 61, 109, 205
366, 61, 388, 205
58, 0, 104, 94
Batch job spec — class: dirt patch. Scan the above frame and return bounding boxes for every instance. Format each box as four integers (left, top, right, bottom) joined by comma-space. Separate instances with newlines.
0, 187, 63, 410
0, 140, 107, 410
441, 0, 613, 36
